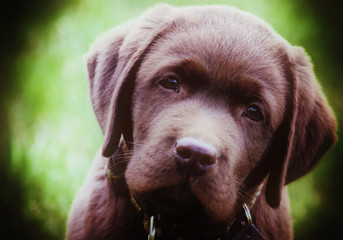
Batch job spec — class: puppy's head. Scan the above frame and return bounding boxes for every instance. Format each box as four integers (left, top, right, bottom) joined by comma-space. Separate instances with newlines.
86, 5, 337, 224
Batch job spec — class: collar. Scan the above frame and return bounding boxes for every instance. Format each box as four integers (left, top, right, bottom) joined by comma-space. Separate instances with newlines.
106, 153, 266, 240
143, 203, 265, 240
134, 185, 265, 240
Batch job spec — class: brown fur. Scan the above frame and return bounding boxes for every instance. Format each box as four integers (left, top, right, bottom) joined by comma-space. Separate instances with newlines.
66, 4, 337, 240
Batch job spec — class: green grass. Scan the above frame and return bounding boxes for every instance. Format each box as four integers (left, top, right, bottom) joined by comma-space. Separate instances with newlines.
8, 0, 333, 238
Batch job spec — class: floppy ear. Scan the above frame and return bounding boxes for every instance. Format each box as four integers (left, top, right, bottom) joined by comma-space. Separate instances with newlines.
265, 47, 337, 207
85, 4, 174, 157
86, 25, 130, 133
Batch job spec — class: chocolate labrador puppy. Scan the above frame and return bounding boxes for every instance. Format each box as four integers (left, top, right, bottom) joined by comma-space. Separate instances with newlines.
66, 4, 337, 240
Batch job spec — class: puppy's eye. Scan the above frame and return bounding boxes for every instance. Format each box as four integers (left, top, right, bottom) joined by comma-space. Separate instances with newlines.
159, 76, 180, 93
243, 105, 264, 122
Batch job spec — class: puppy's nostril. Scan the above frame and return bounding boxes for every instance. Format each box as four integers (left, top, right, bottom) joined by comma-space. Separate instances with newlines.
176, 146, 192, 159
199, 155, 216, 167
175, 137, 217, 175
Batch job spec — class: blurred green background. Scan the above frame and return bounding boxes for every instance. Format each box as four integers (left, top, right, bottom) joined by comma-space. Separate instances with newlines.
0, 0, 341, 239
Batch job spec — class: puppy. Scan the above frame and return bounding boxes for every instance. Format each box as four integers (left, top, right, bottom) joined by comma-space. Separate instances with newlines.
66, 5, 337, 240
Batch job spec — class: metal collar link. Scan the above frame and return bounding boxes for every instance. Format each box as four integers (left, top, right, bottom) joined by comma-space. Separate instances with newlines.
148, 216, 157, 240
227, 204, 265, 240
242, 203, 252, 229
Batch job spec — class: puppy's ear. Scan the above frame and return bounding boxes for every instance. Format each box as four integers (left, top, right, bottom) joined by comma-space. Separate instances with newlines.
265, 47, 337, 207
85, 4, 174, 157
86, 26, 130, 134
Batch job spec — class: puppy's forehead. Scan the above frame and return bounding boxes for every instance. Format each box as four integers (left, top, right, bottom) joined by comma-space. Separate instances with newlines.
142, 6, 289, 92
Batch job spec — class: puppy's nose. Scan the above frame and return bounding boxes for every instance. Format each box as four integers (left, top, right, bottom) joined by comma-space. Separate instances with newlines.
175, 137, 217, 175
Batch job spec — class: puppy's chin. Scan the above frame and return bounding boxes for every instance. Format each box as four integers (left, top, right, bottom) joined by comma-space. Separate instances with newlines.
134, 186, 227, 227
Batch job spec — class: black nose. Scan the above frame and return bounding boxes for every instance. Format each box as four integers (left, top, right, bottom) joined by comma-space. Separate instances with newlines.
174, 137, 217, 175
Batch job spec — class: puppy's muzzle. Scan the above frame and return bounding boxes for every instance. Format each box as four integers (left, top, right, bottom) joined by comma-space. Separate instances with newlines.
174, 137, 217, 176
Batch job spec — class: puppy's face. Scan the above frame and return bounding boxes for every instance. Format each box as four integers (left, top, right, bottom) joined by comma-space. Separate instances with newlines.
126, 15, 289, 223
87, 4, 336, 228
